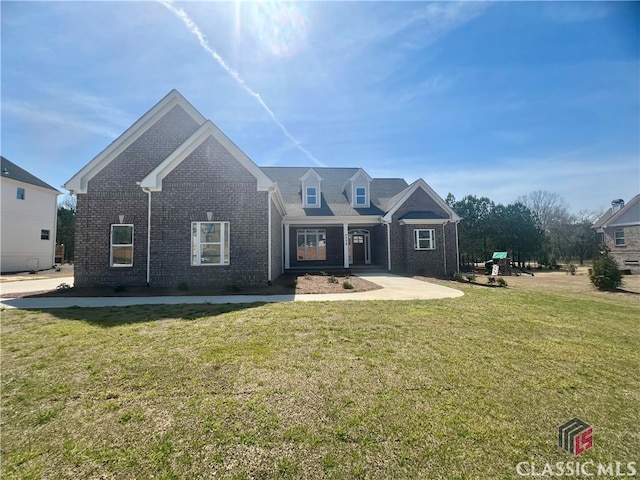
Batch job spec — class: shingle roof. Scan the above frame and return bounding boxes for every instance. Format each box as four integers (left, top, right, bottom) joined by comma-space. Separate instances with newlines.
261, 167, 408, 217
1, 156, 59, 192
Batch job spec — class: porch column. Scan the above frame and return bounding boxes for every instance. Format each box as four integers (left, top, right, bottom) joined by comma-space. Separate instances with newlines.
284, 223, 290, 270
343, 222, 350, 268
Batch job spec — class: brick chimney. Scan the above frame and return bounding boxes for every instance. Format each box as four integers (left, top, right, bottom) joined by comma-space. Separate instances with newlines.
611, 198, 625, 214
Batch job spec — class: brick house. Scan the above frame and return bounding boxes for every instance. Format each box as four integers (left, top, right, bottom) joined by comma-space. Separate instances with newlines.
592, 195, 640, 273
64, 90, 460, 288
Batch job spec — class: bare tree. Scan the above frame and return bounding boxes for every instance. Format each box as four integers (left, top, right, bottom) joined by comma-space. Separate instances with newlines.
517, 190, 571, 231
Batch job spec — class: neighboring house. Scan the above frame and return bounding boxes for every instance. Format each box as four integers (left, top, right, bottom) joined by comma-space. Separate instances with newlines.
1, 156, 60, 273
64, 90, 460, 288
592, 195, 640, 273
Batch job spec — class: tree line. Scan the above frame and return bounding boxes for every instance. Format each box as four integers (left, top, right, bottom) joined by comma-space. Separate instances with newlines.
446, 190, 601, 268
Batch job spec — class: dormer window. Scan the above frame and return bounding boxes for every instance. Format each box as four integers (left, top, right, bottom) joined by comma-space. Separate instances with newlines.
306, 187, 317, 206
300, 168, 323, 209
347, 169, 372, 208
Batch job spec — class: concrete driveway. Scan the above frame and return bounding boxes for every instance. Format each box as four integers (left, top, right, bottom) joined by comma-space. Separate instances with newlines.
0, 273, 462, 309
0, 276, 74, 297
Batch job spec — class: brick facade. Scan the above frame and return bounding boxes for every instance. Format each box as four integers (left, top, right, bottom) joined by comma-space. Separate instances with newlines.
390, 188, 458, 277
604, 226, 640, 274
75, 106, 276, 288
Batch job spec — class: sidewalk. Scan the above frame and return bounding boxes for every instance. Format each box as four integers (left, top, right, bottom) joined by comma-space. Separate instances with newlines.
0, 273, 463, 309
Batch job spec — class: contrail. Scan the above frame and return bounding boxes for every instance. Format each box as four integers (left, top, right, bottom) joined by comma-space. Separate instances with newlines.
160, 0, 325, 167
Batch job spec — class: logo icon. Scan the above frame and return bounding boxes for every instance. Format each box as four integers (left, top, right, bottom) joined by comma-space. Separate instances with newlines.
558, 418, 593, 456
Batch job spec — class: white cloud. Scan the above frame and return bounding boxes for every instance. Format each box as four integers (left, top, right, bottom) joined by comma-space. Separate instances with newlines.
2, 99, 122, 138
543, 3, 611, 23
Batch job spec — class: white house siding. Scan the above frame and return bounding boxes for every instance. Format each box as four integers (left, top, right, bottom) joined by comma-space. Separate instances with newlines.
1, 178, 59, 273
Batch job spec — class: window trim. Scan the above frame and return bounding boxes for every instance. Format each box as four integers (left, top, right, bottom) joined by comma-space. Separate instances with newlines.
355, 186, 367, 206
305, 186, 318, 207
16, 187, 25, 200
191, 221, 230, 266
110, 224, 134, 267
414, 229, 436, 250
614, 230, 625, 246
40, 229, 50, 241
297, 228, 327, 261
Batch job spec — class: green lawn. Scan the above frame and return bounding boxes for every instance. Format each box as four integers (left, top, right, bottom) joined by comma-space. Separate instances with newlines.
1, 282, 638, 479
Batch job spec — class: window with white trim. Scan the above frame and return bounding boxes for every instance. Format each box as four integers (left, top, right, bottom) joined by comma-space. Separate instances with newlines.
41, 229, 50, 240
614, 230, 625, 246
355, 187, 367, 206
306, 187, 317, 206
297, 229, 326, 261
111, 224, 134, 267
414, 229, 435, 250
191, 222, 230, 266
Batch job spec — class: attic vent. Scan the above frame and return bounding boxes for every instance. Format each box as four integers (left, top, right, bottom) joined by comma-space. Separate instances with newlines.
2, 168, 8, 175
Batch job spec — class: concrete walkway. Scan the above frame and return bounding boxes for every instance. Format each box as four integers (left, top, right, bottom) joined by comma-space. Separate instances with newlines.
0, 273, 462, 309
0, 276, 74, 296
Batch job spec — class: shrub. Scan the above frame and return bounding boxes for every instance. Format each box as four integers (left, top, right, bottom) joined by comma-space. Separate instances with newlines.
452, 271, 464, 282
342, 281, 354, 290
496, 277, 507, 287
177, 282, 189, 291
56, 282, 72, 291
114, 285, 127, 293
320, 271, 328, 276
589, 247, 622, 291
327, 275, 338, 284
487, 276, 496, 285
465, 274, 476, 283
304, 273, 311, 280
225, 284, 241, 293
566, 263, 577, 276
287, 280, 298, 289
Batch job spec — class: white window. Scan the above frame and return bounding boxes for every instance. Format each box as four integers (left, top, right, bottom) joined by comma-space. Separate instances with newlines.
40, 229, 50, 240
355, 187, 367, 206
614, 230, 625, 246
306, 187, 317, 206
191, 222, 230, 266
111, 224, 134, 267
297, 229, 326, 261
17, 187, 25, 200
414, 229, 435, 250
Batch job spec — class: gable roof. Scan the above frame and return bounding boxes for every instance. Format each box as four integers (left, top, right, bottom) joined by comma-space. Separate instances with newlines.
140, 120, 275, 192
382, 179, 461, 223
593, 194, 640, 229
64, 90, 206, 194
1, 156, 59, 192
261, 167, 407, 217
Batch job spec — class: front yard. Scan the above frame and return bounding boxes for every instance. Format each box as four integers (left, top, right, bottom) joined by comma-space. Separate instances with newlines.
1, 275, 638, 478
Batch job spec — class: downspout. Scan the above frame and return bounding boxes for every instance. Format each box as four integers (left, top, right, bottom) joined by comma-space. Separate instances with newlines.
267, 190, 272, 284
381, 218, 392, 271
442, 222, 447, 277
455, 221, 460, 273
140, 186, 152, 286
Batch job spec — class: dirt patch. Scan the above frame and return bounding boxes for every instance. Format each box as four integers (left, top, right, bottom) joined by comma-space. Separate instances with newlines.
14, 272, 382, 298
429, 265, 640, 297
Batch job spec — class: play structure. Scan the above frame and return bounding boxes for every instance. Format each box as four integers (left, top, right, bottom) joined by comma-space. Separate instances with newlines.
485, 252, 534, 276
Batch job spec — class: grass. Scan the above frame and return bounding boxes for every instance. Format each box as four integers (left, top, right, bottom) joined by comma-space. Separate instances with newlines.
1, 283, 639, 479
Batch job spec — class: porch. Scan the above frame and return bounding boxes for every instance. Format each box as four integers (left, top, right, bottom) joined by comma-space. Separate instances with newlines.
284, 223, 388, 270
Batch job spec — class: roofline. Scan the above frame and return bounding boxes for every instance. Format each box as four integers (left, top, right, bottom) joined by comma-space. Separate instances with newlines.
283, 215, 382, 225
64, 89, 206, 194
1, 175, 61, 195
599, 194, 640, 228
382, 179, 461, 223
140, 120, 275, 192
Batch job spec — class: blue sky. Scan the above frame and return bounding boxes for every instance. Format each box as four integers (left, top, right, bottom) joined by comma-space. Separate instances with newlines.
2, 1, 638, 213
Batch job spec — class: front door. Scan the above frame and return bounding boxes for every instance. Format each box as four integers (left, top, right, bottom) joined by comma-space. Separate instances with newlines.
352, 234, 365, 264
